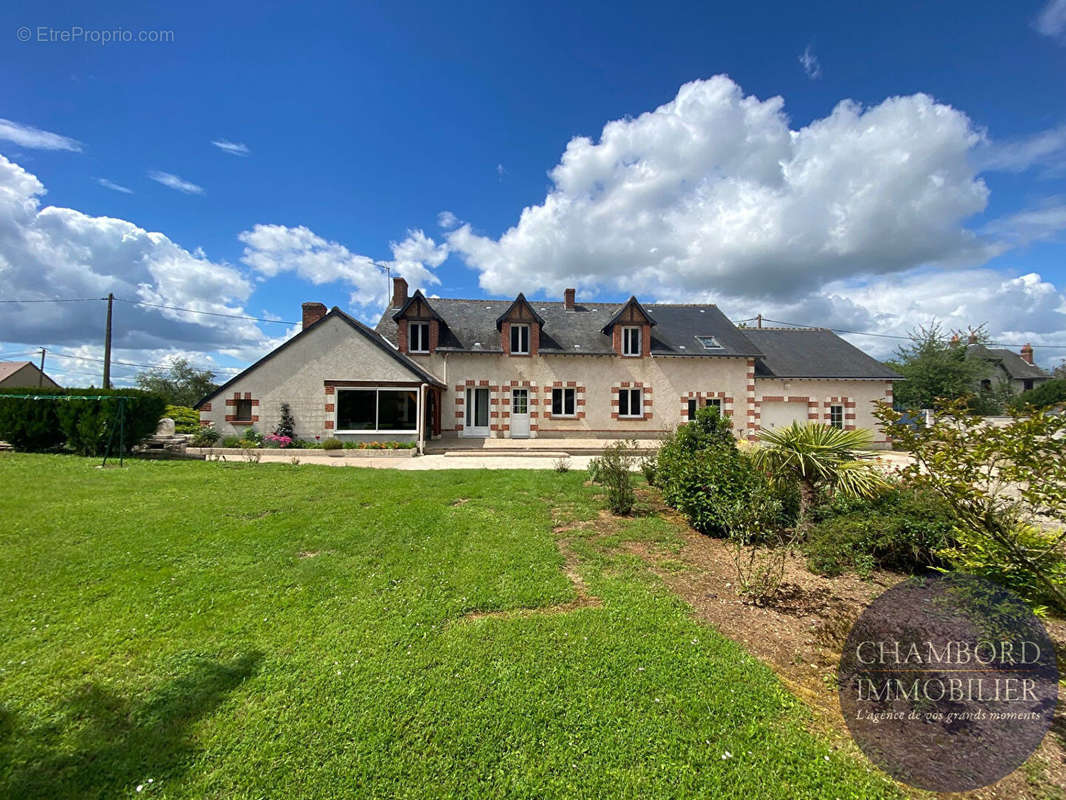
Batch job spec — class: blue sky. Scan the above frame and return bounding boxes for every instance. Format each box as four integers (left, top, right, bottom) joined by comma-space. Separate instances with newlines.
2, 0, 1066, 385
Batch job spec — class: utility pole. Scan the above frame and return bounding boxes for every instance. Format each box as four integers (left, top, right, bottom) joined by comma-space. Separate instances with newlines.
37, 347, 46, 388
103, 292, 114, 389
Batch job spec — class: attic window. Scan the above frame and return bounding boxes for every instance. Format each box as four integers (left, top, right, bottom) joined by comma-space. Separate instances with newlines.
696, 336, 722, 350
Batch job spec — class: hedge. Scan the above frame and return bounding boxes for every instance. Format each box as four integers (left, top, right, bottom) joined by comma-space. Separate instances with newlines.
0, 388, 167, 455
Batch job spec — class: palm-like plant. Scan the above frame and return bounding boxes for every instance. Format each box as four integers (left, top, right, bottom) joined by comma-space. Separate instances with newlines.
751, 422, 889, 529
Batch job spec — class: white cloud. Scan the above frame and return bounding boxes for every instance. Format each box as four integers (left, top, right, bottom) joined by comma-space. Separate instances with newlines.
983, 201, 1066, 245
438, 210, 459, 229
978, 124, 1066, 173
96, 177, 133, 194
0, 154, 267, 358
238, 225, 446, 308
799, 45, 821, 79
148, 170, 204, 195
448, 76, 993, 302
212, 139, 250, 156
0, 118, 82, 152
701, 267, 1066, 367
1035, 0, 1066, 41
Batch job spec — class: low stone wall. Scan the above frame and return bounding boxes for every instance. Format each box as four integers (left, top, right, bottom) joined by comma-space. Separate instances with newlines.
187, 447, 417, 458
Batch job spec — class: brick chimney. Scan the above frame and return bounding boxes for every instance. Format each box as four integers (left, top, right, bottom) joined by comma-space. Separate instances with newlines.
564, 287, 576, 310
1021, 343, 1034, 365
392, 276, 408, 308
301, 302, 327, 330
967, 332, 978, 345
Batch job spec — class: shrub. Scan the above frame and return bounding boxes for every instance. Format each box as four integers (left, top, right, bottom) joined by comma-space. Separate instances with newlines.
264, 433, 293, 448
599, 440, 636, 515
938, 523, 1066, 612
586, 457, 603, 484
724, 483, 793, 603
274, 403, 296, 438
243, 429, 264, 447
0, 388, 166, 455
553, 456, 571, 473
164, 404, 200, 434
805, 485, 958, 577
638, 450, 657, 485
656, 407, 791, 538
1011, 378, 1066, 411
322, 437, 344, 451
191, 425, 221, 447
221, 435, 244, 448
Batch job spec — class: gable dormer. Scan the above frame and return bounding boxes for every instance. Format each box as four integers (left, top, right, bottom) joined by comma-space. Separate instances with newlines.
601, 296, 656, 357
392, 289, 443, 355
495, 293, 545, 356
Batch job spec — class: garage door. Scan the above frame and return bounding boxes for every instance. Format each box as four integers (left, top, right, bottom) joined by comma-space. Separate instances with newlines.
759, 401, 808, 431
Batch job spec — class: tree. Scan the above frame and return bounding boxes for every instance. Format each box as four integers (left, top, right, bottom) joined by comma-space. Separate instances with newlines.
751, 422, 888, 530
887, 323, 994, 410
1053, 361, 1066, 380
875, 400, 1066, 611
135, 359, 218, 407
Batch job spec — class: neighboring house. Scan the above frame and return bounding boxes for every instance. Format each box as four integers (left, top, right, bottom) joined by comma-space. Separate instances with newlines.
195, 279, 901, 447
0, 361, 61, 390
965, 339, 1051, 394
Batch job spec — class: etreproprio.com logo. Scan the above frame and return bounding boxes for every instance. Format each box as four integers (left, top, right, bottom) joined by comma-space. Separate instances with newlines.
838, 574, 1058, 792
16, 26, 175, 44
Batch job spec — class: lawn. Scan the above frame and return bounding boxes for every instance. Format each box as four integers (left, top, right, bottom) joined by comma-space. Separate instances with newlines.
0, 454, 895, 799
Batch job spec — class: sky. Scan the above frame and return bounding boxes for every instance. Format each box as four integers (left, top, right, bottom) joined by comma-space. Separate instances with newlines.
2, 0, 1066, 387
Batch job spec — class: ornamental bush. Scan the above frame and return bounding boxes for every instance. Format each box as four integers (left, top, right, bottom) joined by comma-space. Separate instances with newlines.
0, 388, 166, 455
804, 484, 957, 577
657, 406, 794, 538
164, 404, 200, 434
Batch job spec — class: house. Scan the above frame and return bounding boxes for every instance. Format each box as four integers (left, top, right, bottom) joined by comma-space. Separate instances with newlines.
195, 279, 901, 448
0, 361, 61, 390
964, 338, 1051, 394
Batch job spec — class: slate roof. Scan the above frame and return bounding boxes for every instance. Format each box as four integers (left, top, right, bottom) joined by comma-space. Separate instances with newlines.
738, 329, 903, 380
967, 344, 1050, 381
375, 299, 763, 358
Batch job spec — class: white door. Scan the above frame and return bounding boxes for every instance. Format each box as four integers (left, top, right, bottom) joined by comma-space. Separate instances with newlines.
760, 400, 808, 430
510, 388, 530, 438
464, 387, 490, 437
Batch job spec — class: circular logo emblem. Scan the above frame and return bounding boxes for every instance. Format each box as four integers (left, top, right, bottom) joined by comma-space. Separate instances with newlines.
838, 574, 1058, 792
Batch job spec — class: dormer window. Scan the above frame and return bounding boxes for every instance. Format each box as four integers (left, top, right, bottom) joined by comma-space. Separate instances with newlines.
696, 336, 722, 350
622, 326, 642, 357
409, 322, 430, 353
510, 323, 530, 355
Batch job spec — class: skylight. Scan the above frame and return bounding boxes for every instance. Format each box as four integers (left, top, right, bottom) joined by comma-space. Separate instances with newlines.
696, 336, 722, 350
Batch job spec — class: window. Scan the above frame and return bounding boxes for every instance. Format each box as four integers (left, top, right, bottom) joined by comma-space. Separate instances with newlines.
409, 322, 430, 353
687, 397, 722, 420
234, 399, 253, 421
336, 388, 417, 432
830, 405, 844, 429
622, 326, 642, 356
551, 387, 576, 417
980, 379, 992, 391
510, 323, 530, 354
618, 388, 642, 418
1023, 379, 1034, 391
695, 336, 722, 350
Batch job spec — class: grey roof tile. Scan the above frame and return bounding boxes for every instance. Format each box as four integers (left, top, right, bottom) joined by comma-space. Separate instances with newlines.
741, 328, 902, 379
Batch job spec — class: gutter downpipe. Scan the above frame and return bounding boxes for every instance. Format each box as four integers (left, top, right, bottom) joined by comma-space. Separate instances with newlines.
418, 383, 428, 455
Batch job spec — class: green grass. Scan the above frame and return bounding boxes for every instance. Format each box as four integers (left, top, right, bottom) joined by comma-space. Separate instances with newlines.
0, 454, 896, 799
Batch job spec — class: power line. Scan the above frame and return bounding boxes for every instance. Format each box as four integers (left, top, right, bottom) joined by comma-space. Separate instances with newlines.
113, 297, 299, 325
0, 297, 106, 304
